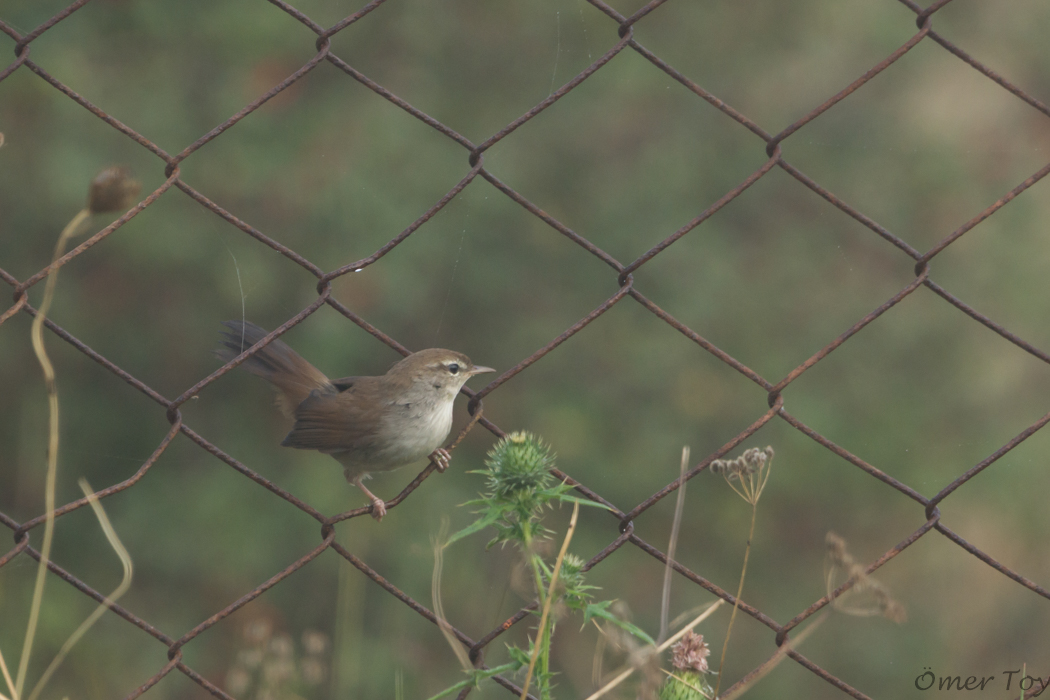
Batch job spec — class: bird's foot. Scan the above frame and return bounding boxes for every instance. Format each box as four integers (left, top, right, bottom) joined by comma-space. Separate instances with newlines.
353, 477, 387, 521
368, 495, 387, 521
430, 448, 452, 473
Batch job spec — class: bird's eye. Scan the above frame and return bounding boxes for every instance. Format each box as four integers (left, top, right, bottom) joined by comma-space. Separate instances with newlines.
448, 363, 460, 375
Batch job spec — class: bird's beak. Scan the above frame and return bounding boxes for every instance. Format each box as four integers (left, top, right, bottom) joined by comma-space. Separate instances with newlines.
469, 365, 496, 376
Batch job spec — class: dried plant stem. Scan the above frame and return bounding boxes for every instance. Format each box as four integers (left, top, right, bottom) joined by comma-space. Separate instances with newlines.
520, 500, 580, 700
584, 599, 725, 700
27, 479, 133, 700
432, 519, 473, 673
1, 647, 15, 700
658, 446, 689, 645
16, 207, 90, 700
713, 501, 757, 698
717, 612, 827, 700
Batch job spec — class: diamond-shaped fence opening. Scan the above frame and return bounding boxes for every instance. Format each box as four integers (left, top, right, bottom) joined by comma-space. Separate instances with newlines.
2, 1, 1049, 699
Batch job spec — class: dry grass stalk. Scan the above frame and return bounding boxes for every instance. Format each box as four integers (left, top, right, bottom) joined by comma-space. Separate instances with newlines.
26, 479, 133, 700
716, 612, 827, 700
658, 447, 690, 645
16, 204, 92, 699
432, 519, 473, 673
584, 599, 725, 700
519, 499, 580, 700
12, 166, 139, 700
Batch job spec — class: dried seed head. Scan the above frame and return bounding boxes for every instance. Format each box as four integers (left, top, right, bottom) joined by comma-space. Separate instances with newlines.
825, 531, 848, 563
825, 531, 907, 623
262, 654, 294, 685
302, 629, 329, 655
710, 446, 774, 504
244, 618, 273, 645
269, 634, 294, 659
671, 631, 711, 673
225, 666, 251, 695
88, 165, 141, 214
238, 648, 263, 670
881, 598, 908, 624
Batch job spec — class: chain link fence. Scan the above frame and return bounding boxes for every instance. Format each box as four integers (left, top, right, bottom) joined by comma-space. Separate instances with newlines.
2, 0, 1049, 698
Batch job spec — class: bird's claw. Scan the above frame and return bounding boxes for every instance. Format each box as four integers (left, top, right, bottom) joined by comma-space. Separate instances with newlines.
352, 477, 387, 521
369, 496, 387, 521
431, 448, 452, 473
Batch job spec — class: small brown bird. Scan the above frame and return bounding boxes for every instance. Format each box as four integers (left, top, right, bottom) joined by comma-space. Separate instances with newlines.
216, 320, 494, 520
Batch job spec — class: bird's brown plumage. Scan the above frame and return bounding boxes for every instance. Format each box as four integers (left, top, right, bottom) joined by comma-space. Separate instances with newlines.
215, 321, 494, 519
216, 320, 331, 417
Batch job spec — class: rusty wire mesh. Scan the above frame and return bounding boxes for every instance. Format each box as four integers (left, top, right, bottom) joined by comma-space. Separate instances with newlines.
1, 0, 1049, 698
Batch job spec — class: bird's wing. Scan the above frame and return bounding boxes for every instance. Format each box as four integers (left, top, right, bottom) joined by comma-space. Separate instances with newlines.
330, 376, 360, 392
280, 378, 385, 453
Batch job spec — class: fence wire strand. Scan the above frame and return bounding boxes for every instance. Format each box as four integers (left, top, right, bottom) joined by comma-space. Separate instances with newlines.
1, 0, 1049, 698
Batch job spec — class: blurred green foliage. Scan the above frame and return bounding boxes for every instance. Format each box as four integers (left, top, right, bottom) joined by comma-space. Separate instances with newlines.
1, 0, 1050, 699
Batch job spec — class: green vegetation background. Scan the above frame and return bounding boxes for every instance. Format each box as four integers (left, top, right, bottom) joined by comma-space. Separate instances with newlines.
1, 0, 1049, 698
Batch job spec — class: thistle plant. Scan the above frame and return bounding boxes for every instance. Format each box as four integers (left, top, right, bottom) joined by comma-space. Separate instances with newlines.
447, 431, 572, 552
659, 632, 714, 700
436, 432, 651, 700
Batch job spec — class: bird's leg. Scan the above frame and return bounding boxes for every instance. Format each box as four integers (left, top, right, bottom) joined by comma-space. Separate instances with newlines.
430, 447, 452, 473
352, 475, 386, 521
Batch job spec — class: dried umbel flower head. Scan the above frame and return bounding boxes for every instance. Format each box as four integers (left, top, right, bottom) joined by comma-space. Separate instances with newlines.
300, 629, 330, 686
301, 629, 329, 655
88, 165, 141, 214
709, 446, 772, 479
225, 620, 332, 698
671, 631, 711, 673
825, 531, 907, 623
244, 617, 274, 645
709, 446, 774, 505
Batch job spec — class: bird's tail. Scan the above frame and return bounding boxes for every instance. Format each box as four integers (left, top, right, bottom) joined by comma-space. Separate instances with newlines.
216, 320, 334, 417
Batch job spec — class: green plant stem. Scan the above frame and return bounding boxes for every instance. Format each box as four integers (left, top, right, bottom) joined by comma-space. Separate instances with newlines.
583, 600, 725, 700
714, 501, 757, 698
529, 553, 546, 607
717, 612, 826, 700
540, 615, 553, 699
424, 663, 521, 700
16, 207, 89, 700
523, 524, 550, 695
523, 524, 551, 695
520, 501, 579, 700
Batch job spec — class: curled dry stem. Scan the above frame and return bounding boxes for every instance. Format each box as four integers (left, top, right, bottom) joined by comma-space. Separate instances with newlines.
16, 206, 90, 699
432, 518, 473, 673
26, 479, 133, 700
